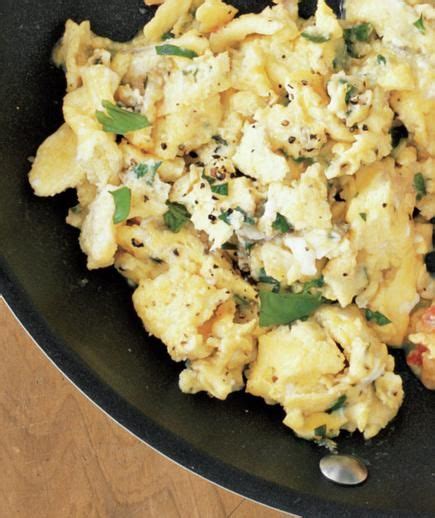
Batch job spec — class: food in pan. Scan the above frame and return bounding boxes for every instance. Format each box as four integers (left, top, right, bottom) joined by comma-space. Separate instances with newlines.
29, 0, 435, 442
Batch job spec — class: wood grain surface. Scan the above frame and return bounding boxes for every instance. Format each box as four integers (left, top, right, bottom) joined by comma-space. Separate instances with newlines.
0, 299, 295, 518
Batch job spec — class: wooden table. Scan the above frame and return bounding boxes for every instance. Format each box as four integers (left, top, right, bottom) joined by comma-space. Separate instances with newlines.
0, 299, 294, 518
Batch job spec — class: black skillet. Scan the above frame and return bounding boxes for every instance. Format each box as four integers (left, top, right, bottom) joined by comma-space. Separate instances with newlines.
0, 1, 434, 516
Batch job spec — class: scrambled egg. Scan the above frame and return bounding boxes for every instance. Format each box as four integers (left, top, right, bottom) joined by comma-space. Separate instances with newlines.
29, 0, 435, 442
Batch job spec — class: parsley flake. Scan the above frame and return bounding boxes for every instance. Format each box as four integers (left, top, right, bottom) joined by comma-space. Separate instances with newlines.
96, 101, 150, 135
314, 425, 327, 438
272, 213, 292, 233
164, 202, 191, 232
413, 15, 425, 34
365, 309, 392, 326
110, 187, 131, 224
156, 44, 198, 59
235, 206, 255, 225
133, 161, 162, 185
301, 31, 330, 43
344, 23, 373, 57
259, 290, 323, 327
326, 395, 347, 414
258, 268, 280, 293
211, 183, 229, 196
302, 276, 325, 294
414, 173, 426, 201
161, 31, 175, 41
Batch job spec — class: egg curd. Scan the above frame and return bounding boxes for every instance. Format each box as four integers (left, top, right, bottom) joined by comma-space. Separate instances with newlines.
29, 0, 435, 443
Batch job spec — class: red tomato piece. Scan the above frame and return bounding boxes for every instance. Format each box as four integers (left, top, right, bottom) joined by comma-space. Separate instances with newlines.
407, 344, 429, 367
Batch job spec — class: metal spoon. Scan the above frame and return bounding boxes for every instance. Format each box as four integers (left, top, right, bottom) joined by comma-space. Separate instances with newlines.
320, 454, 368, 486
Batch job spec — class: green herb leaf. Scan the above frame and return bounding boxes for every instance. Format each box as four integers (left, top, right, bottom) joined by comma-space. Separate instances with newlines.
110, 187, 131, 224
345, 22, 373, 42
339, 80, 358, 104
346, 84, 357, 104
96, 101, 150, 135
292, 156, 315, 165
222, 242, 238, 250
414, 173, 427, 201
235, 206, 255, 225
259, 290, 323, 327
156, 44, 198, 59
359, 212, 367, 221
413, 15, 425, 34
326, 395, 347, 414
211, 183, 229, 196
314, 425, 327, 438
258, 268, 280, 293
164, 201, 191, 232
272, 213, 292, 233
133, 161, 162, 185
218, 209, 232, 224
302, 276, 325, 294
301, 31, 330, 43
377, 54, 386, 65
344, 23, 373, 57
365, 309, 392, 326
245, 242, 255, 252
161, 31, 175, 41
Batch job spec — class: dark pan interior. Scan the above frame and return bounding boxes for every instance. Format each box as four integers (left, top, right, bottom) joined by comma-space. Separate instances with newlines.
1, 1, 434, 516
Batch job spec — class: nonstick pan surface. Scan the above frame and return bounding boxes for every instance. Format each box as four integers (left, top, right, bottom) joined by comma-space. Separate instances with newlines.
1, 1, 434, 516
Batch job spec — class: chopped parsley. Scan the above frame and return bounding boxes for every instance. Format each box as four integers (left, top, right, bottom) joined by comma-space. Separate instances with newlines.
211, 183, 229, 196
365, 309, 392, 326
258, 268, 280, 293
96, 101, 150, 135
359, 212, 367, 221
218, 209, 232, 224
161, 31, 175, 41
302, 276, 325, 294
133, 161, 162, 185
413, 15, 425, 34
164, 201, 191, 232
235, 206, 255, 225
414, 173, 427, 201
259, 290, 323, 327
377, 54, 386, 65
272, 213, 292, 233
156, 44, 198, 59
219, 207, 253, 225
326, 395, 347, 414
314, 425, 327, 438
301, 31, 330, 43
339, 79, 357, 104
292, 156, 315, 165
110, 187, 131, 224
344, 23, 373, 57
